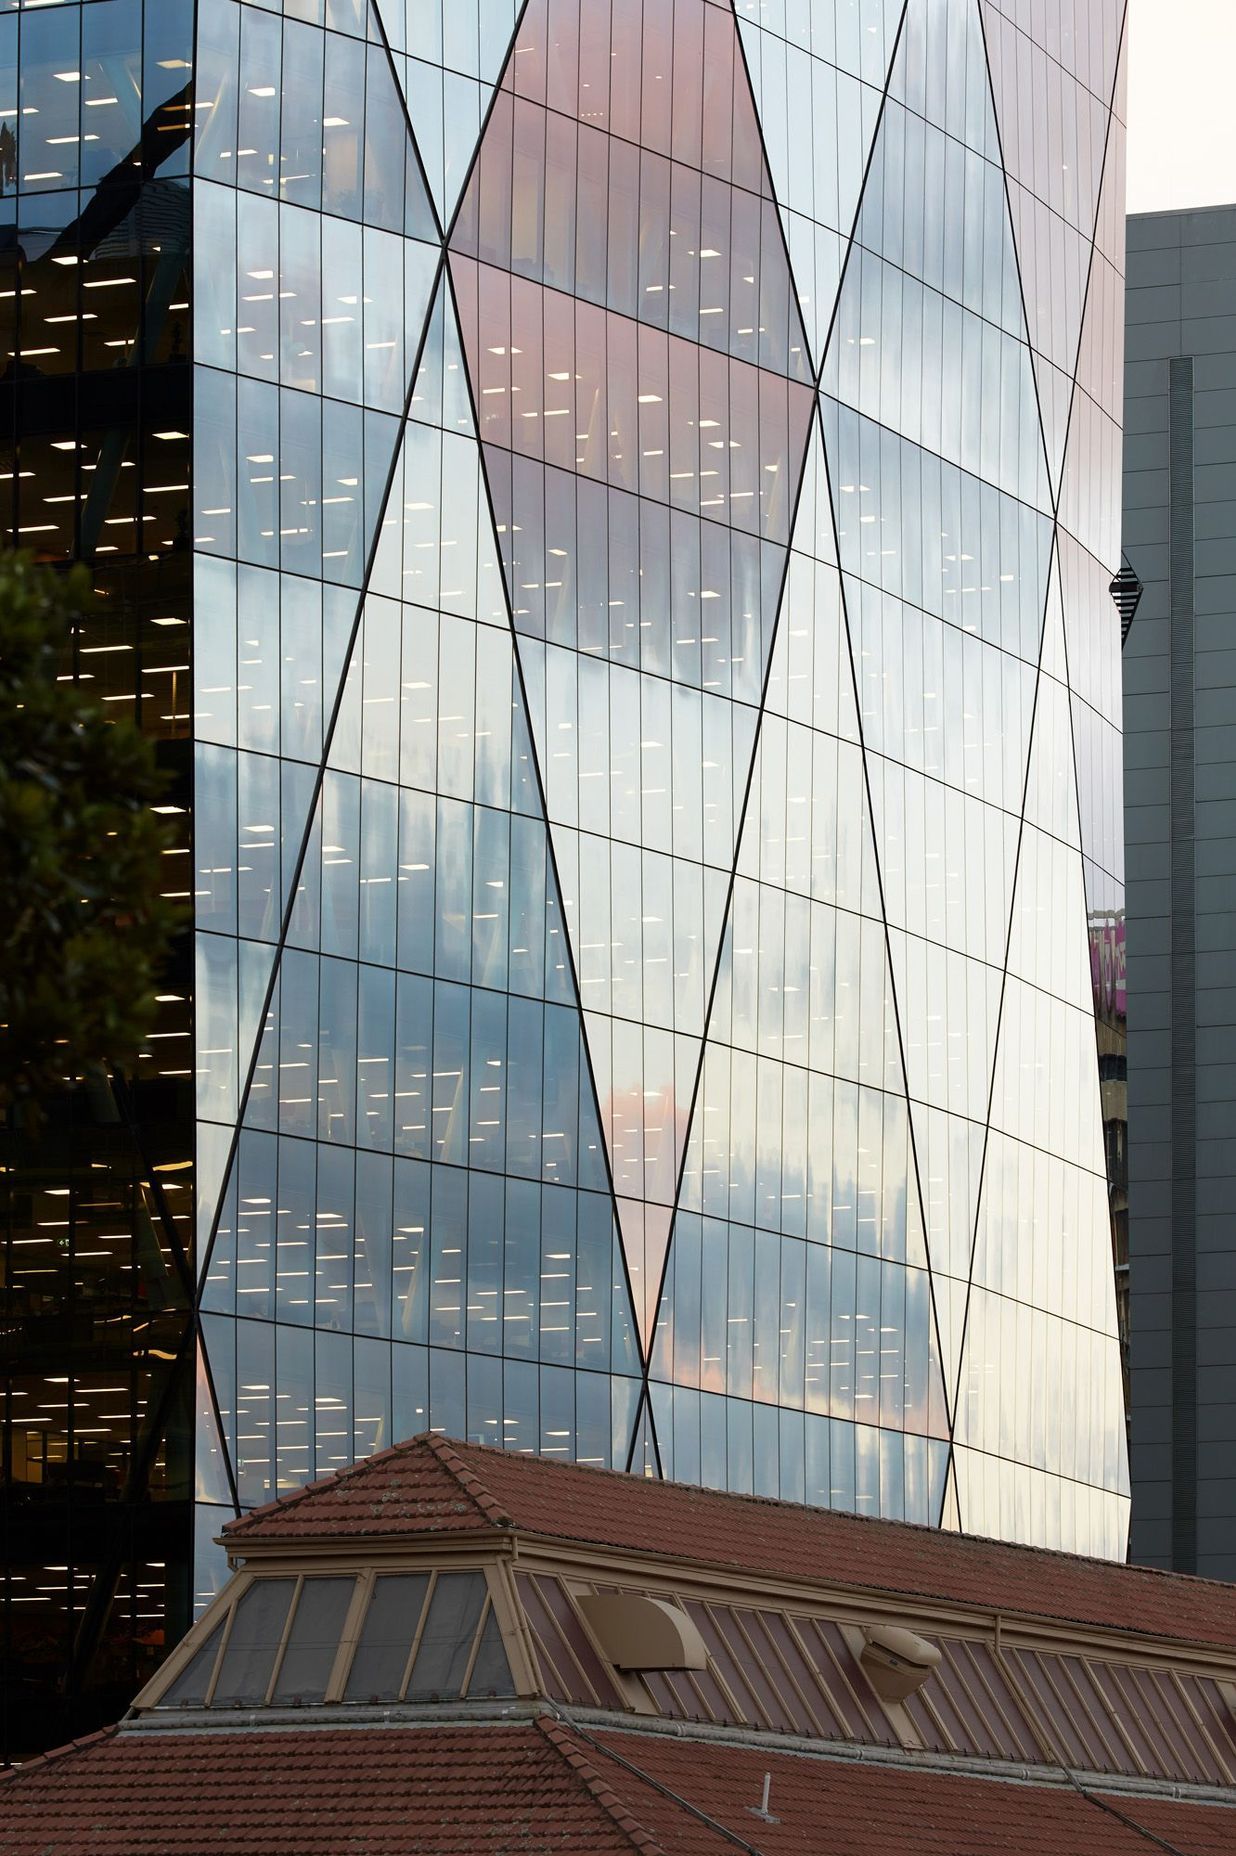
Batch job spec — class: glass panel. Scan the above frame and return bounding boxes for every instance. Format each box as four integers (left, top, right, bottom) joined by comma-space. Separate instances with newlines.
272, 1577, 356, 1703
159, 1621, 225, 1709
464, 1607, 515, 1699
344, 1573, 430, 1701
406, 1569, 487, 1700
211, 1578, 296, 1705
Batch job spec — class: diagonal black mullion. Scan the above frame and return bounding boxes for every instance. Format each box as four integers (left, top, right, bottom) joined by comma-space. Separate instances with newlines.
808, 0, 960, 1481
1021, 4, 1132, 946
976, 3, 1086, 510
814, 394, 960, 1468
196, 1309, 243, 1518
635, 394, 820, 1425
815, 0, 1102, 1512
439, 255, 645, 1408
195, 248, 448, 1300
636, 0, 910, 1479
441, 1, 533, 251
445, 3, 826, 1435
66, 1322, 199, 1697
813, 0, 912, 390
928, 0, 1063, 1516
631, 1382, 664, 1482
111, 1068, 195, 1305
942, 0, 1131, 1528
1017, 1, 1134, 1479
612, 1, 865, 1446
368, 0, 447, 245
198, 0, 535, 1288
726, 1, 819, 383
937, 530, 1060, 1519
442, 0, 690, 1476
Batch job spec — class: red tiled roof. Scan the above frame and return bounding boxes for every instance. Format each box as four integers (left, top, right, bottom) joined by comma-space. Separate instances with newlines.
225, 1430, 506, 1544
2, 1716, 1233, 1856
0, 1722, 665, 1855
584, 1729, 1236, 1855
226, 1433, 1236, 1653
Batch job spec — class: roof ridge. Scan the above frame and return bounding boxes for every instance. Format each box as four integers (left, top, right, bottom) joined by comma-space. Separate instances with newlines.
447, 1438, 1236, 1599
536, 1716, 669, 1855
225, 1434, 448, 1537
420, 1433, 513, 1529
0, 1723, 119, 1784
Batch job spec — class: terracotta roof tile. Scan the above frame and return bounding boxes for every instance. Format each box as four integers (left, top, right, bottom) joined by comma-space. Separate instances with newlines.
224, 1432, 511, 1544
536, 1720, 674, 1854
6, 1720, 1228, 1856
585, 1731, 1236, 1855
227, 1435, 1236, 1653
0, 1723, 665, 1856
4, 1715, 1234, 1856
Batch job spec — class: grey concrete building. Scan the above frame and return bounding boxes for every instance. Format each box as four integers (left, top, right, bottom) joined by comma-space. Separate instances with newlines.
1124, 205, 1236, 1578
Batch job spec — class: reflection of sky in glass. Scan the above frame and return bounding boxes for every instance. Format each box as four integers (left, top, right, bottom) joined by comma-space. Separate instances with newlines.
180, 0, 1132, 1604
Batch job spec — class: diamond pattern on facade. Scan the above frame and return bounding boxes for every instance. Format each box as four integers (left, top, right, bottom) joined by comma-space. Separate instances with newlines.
190, 0, 1131, 1562
448, 0, 816, 1365
944, 0, 1131, 1544
735, 0, 903, 371
383, 2, 528, 228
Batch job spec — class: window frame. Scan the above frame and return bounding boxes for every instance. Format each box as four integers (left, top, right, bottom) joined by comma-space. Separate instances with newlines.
136, 1555, 517, 1711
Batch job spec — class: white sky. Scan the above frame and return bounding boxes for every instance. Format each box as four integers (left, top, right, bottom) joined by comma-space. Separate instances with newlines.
1126, 0, 1236, 213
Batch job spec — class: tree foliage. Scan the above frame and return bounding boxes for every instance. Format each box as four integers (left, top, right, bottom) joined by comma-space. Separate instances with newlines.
0, 552, 180, 1114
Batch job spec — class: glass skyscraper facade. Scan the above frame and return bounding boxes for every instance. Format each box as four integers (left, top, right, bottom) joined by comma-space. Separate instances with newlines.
2, 0, 1130, 1757
0, 0, 196, 1762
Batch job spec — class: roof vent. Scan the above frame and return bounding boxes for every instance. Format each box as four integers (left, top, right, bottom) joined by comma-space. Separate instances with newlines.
859, 1624, 941, 1702
1109, 563, 1143, 644
577, 1594, 706, 1672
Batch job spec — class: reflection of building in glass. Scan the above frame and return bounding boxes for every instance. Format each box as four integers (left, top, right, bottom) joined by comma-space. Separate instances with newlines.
2, 0, 1131, 1759
1123, 206, 1236, 1581
1091, 907, 1128, 1403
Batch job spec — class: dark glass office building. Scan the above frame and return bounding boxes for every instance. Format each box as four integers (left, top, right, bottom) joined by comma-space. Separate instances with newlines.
1124, 204, 1236, 1581
0, 0, 196, 1762
2, 0, 1130, 1759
